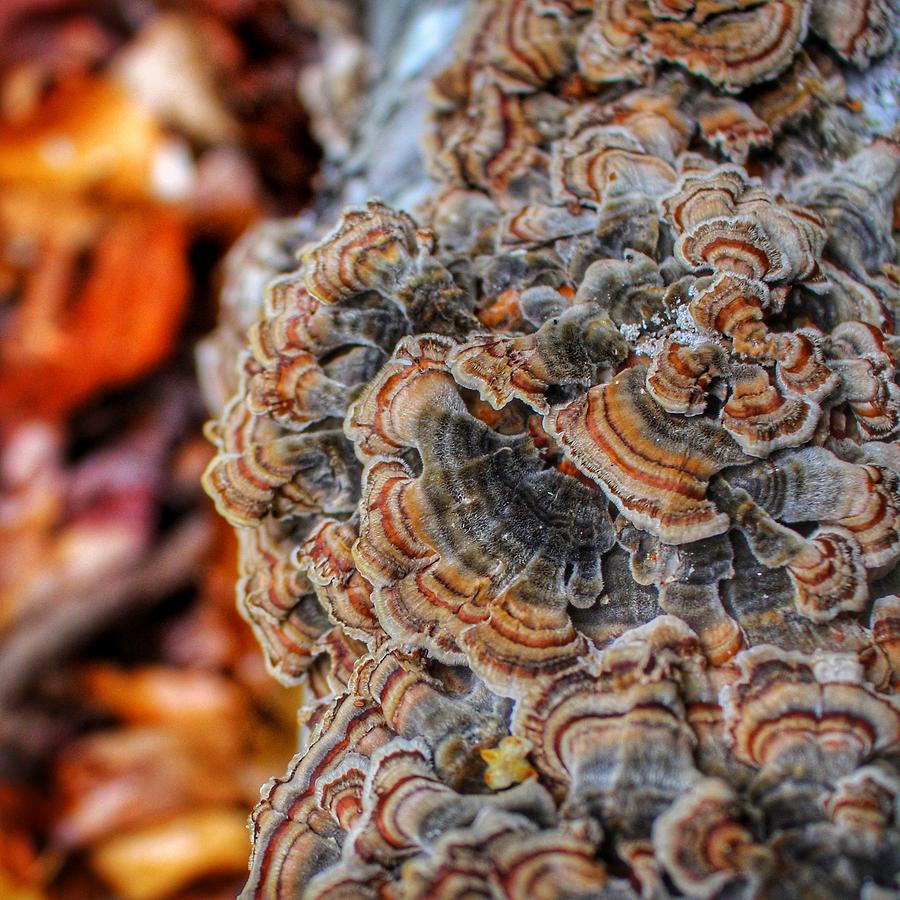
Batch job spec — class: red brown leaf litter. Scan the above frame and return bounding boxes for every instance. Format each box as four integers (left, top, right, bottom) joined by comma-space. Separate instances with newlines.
0, 1, 323, 897
199, 0, 900, 897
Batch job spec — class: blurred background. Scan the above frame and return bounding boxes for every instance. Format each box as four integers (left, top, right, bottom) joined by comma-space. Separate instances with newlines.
0, 1, 341, 895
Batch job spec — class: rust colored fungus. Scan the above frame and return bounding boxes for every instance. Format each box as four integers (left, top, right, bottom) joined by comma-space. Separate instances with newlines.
652, 778, 772, 898
809, 0, 896, 68
547, 365, 748, 544
200, 0, 900, 894
869, 595, 900, 688
721, 363, 823, 456
578, 0, 811, 93
449, 302, 627, 413
646, 339, 726, 415
722, 648, 899, 800
346, 334, 614, 691
662, 163, 828, 287
694, 93, 773, 164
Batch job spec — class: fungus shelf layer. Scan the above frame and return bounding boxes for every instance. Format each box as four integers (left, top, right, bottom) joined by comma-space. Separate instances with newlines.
200, 1, 900, 896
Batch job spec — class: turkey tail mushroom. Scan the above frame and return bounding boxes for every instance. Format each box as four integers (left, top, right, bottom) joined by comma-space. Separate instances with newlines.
197, 0, 900, 894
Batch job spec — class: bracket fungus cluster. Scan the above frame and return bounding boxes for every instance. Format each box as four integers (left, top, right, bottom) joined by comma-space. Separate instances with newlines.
201, 0, 900, 895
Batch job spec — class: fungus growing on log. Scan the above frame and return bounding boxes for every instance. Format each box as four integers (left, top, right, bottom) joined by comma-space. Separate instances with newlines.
199, 0, 900, 894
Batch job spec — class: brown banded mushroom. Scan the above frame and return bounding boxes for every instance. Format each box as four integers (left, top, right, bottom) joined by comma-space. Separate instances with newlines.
347, 334, 615, 693
645, 340, 726, 415
694, 93, 773, 163
449, 303, 627, 413
197, 0, 900, 893
514, 617, 706, 834
721, 647, 900, 825
235, 524, 331, 685
653, 777, 771, 898
810, 0, 896, 68
546, 365, 748, 544
662, 163, 827, 288
577, 0, 810, 92
722, 363, 823, 456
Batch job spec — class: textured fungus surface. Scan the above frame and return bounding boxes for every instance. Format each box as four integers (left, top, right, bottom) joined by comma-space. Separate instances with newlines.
201, 0, 900, 895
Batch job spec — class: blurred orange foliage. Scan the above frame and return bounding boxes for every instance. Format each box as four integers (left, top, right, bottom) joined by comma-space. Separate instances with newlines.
0, 76, 193, 420
0, 3, 317, 896
0, 209, 189, 419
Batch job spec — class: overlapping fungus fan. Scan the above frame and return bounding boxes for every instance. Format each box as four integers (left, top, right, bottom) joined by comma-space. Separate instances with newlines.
200, 0, 900, 895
